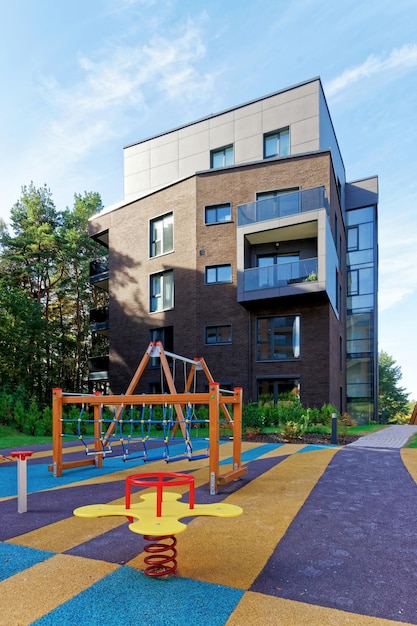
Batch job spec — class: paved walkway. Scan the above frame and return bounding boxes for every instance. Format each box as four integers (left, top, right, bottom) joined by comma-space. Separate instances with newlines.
347, 423, 417, 448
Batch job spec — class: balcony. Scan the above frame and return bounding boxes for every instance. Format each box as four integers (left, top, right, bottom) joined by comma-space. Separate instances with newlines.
89, 306, 109, 335
88, 355, 109, 382
237, 186, 328, 226
90, 256, 109, 291
244, 258, 318, 292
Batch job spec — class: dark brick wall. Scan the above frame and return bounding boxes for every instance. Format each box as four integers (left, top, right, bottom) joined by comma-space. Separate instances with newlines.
89, 152, 346, 408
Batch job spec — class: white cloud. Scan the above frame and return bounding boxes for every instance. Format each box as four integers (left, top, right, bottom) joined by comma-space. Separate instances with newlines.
16, 18, 216, 187
325, 44, 417, 96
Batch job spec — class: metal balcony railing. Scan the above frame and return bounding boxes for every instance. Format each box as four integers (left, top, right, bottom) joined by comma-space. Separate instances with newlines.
88, 355, 109, 381
90, 256, 109, 284
237, 186, 328, 226
89, 306, 109, 332
243, 258, 318, 292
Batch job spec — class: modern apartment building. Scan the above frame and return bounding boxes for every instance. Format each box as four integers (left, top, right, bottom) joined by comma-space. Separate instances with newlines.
88, 77, 378, 423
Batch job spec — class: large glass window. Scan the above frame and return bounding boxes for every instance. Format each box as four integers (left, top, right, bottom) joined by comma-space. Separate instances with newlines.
210, 145, 234, 168
264, 128, 290, 158
205, 264, 232, 284
150, 213, 173, 257
257, 378, 300, 403
205, 203, 232, 224
205, 325, 232, 344
150, 270, 174, 312
256, 316, 300, 360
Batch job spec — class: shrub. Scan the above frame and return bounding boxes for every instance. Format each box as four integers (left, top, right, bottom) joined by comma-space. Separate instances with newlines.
242, 402, 264, 432
0, 391, 13, 425
23, 401, 42, 436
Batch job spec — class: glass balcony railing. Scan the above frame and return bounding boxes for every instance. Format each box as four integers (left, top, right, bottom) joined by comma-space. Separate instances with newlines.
243, 258, 318, 292
237, 186, 328, 226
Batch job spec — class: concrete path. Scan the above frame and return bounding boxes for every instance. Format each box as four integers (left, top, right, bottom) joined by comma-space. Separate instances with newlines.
347, 424, 417, 448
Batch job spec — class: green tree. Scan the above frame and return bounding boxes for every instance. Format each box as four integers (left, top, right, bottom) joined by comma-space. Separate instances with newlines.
0, 183, 103, 409
378, 351, 409, 421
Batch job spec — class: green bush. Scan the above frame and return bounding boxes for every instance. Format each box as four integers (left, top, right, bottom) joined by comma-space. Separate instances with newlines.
0, 391, 13, 425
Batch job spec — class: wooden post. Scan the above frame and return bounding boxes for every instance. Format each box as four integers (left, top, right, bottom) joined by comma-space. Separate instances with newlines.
232, 387, 243, 471
93, 392, 103, 468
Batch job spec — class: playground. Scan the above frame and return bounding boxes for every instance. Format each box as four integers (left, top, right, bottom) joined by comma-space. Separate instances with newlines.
1, 344, 417, 625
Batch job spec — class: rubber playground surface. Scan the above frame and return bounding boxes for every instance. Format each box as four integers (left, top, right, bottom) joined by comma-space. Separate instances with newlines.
1, 437, 417, 626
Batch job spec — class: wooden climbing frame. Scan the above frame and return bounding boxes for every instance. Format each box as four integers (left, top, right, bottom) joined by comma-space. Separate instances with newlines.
50, 342, 247, 494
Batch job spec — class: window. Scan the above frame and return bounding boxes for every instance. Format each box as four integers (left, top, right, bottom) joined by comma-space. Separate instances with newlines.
347, 226, 359, 252
210, 145, 234, 168
150, 212, 173, 257
150, 270, 174, 312
149, 326, 173, 366
257, 378, 300, 403
205, 264, 232, 284
205, 325, 232, 344
256, 316, 300, 360
205, 203, 232, 224
264, 128, 290, 158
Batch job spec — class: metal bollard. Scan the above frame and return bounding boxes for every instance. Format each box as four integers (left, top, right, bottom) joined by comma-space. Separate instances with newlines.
331, 413, 338, 445
10, 451, 33, 513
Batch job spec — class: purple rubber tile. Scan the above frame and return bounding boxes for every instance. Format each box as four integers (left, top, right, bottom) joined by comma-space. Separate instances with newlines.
250, 448, 417, 624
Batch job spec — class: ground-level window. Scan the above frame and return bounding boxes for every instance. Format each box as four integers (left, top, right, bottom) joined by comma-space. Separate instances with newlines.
150, 270, 174, 312
205, 264, 232, 284
150, 212, 173, 257
205, 203, 232, 224
256, 315, 300, 360
257, 378, 300, 404
210, 145, 234, 168
205, 325, 232, 344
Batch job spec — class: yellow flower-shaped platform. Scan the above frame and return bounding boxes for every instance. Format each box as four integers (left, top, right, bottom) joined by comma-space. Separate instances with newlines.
74, 491, 243, 536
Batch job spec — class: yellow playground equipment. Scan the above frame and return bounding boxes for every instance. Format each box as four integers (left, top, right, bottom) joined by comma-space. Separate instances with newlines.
51, 341, 247, 494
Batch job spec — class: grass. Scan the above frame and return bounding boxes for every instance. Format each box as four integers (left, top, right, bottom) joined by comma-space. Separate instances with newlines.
0, 424, 52, 450
262, 423, 388, 437
405, 433, 417, 448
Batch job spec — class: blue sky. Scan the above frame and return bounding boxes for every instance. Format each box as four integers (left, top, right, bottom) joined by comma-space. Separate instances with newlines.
1, 0, 417, 401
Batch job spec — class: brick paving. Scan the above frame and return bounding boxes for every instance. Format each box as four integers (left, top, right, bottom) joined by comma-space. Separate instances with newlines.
347, 424, 417, 448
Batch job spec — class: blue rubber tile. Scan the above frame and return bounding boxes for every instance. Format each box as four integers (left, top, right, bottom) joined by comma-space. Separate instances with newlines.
0, 441, 211, 498
220, 442, 285, 465
32, 566, 245, 626
0, 543, 54, 581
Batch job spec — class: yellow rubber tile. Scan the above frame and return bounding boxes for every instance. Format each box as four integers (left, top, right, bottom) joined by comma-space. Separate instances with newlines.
225, 591, 413, 626
8, 514, 127, 553
8, 465, 216, 553
129, 448, 338, 589
401, 448, 417, 484
0, 553, 117, 626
